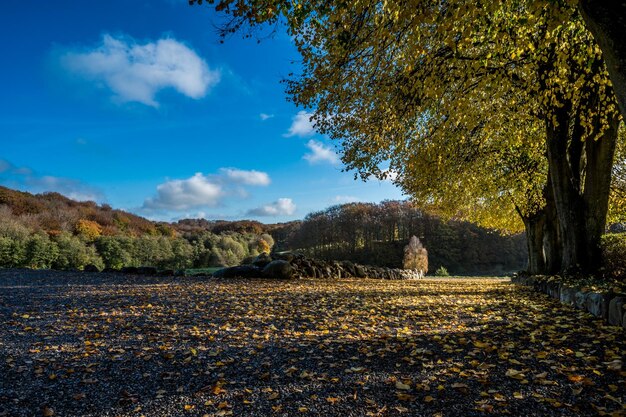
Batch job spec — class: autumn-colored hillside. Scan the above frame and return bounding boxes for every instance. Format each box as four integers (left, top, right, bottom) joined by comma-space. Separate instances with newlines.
0, 186, 166, 237
0, 185, 297, 239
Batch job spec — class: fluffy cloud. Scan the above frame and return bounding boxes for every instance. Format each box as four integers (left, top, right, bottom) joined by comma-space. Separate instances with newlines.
247, 198, 296, 217
303, 140, 340, 165
220, 168, 271, 186
0, 159, 103, 202
284, 111, 316, 137
143, 168, 271, 212
60, 34, 220, 107
143, 173, 223, 210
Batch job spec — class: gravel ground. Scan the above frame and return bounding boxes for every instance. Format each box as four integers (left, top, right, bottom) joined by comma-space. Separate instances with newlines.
0, 269, 625, 417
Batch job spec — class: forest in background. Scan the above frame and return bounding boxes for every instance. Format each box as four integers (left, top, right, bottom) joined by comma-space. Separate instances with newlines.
286, 201, 526, 275
0, 185, 526, 274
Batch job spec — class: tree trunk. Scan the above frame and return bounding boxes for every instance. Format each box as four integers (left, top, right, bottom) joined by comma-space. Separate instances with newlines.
579, 0, 626, 120
543, 176, 562, 274
522, 210, 547, 275
546, 105, 589, 273
546, 97, 619, 273
583, 114, 620, 271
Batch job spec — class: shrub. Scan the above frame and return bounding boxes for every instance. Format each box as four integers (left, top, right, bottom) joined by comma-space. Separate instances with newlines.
435, 266, 449, 277
601, 233, 626, 278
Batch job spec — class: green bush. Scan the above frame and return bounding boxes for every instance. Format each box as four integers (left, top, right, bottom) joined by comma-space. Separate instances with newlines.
170, 238, 194, 269
133, 236, 172, 267
25, 233, 58, 269
435, 266, 449, 277
601, 233, 626, 278
95, 236, 133, 269
53, 232, 103, 270
0, 236, 26, 267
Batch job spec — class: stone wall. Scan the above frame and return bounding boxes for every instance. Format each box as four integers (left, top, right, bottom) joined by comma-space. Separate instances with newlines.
511, 275, 626, 330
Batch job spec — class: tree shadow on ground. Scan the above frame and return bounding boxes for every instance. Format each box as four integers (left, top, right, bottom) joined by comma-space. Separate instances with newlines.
1, 271, 625, 416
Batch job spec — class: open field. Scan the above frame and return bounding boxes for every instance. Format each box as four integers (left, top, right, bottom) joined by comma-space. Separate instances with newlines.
1, 270, 625, 417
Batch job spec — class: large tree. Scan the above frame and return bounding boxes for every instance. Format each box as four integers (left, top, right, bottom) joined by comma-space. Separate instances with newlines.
194, 0, 623, 274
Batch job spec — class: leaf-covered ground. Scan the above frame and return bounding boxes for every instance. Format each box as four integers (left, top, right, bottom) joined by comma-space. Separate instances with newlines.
0, 270, 625, 417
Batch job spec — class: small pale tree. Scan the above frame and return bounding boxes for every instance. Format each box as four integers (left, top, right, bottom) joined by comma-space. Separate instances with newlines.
403, 236, 428, 279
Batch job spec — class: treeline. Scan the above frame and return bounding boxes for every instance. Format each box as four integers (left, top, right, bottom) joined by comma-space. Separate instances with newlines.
283, 201, 527, 275
0, 187, 274, 270
0, 186, 527, 274
174, 218, 296, 250
0, 209, 274, 270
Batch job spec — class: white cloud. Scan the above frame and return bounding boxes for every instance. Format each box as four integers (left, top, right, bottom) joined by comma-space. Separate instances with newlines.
303, 140, 339, 165
142, 167, 271, 212
284, 110, 316, 137
220, 168, 271, 186
332, 195, 359, 204
260, 113, 274, 121
0, 159, 103, 202
247, 198, 296, 216
143, 173, 223, 210
60, 34, 220, 107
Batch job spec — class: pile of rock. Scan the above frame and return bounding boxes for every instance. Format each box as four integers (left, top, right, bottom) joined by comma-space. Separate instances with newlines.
212, 252, 423, 280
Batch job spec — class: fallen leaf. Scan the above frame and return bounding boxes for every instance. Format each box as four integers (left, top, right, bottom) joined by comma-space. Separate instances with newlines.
395, 381, 411, 390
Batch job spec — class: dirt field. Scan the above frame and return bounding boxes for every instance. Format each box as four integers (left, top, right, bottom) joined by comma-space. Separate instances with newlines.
0, 269, 624, 416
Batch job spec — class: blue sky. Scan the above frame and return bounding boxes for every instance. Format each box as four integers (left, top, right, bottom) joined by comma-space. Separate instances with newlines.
0, 0, 404, 222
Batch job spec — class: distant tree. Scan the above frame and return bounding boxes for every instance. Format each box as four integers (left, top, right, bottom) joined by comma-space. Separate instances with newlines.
133, 236, 172, 267
259, 233, 274, 248
25, 233, 58, 269
156, 223, 176, 237
256, 238, 271, 255
53, 232, 103, 270
95, 236, 132, 270
0, 236, 26, 267
403, 236, 428, 278
75, 219, 102, 241
170, 238, 194, 269
219, 235, 247, 260
285, 201, 526, 274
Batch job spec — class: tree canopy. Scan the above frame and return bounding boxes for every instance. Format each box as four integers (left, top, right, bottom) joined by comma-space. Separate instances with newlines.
195, 0, 625, 275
